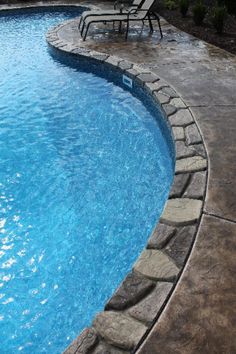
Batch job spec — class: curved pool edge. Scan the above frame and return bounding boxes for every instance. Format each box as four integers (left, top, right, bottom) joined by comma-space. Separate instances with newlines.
0, 3, 208, 352
45, 17, 208, 354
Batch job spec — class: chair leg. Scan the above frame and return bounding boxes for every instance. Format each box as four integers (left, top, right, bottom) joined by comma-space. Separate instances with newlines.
83, 23, 90, 41
148, 14, 153, 33
78, 16, 83, 30
157, 16, 163, 38
125, 20, 129, 40
81, 21, 85, 36
152, 12, 163, 38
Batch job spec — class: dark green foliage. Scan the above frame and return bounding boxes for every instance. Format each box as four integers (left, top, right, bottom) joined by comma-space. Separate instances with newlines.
216, 0, 236, 15
211, 5, 227, 33
193, 1, 207, 25
164, 0, 178, 10
179, 0, 190, 17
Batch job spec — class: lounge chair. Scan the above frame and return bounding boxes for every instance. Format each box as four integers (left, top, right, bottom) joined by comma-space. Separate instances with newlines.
78, 0, 144, 32
80, 0, 162, 41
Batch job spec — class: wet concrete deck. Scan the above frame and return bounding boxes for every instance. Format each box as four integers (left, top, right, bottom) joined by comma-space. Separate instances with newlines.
2, 1, 236, 352
56, 2, 236, 352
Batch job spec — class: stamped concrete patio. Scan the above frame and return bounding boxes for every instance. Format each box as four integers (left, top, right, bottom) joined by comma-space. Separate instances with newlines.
2, 1, 236, 352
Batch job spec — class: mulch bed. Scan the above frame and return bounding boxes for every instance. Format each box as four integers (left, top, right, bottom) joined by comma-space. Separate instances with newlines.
158, 7, 236, 55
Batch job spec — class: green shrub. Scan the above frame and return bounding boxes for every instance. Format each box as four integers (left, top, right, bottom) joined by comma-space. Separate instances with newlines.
179, 0, 190, 17
211, 6, 227, 34
216, 0, 236, 15
193, 1, 207, 25
224, 0, 236, 15
164, 0, 178, 10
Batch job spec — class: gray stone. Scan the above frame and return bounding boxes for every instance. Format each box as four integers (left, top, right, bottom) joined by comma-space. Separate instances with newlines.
160, 87, 179, 98
150, 79, 168, 91
134, 249, 179, 281
105, 272, 155, 311
91, 53, 109, 62
169, 109, 194, 127
173, 127, 185, 141
175, 141, 196, 159
126, 67, 141, 77
128, 282, 173, 325
118, 60, 133, 70
185, 124, 202, 145
144, 82, 160, 94
175, 156, 207, 173
93, 312, 147, 350
153, 92, 170, 104
105, 56, 120, 67
170, 98, 186, 108
160, 198, 202, 226
136, 72, 159, 84
184, 171, 207, 199
164, 225, 197, 268
162, 103, 177, 117
63, 327, 98, 354
191, 143, 206, 158
91, 341, 129, 354
169, 173, 190, 198
147, 223, 177, 249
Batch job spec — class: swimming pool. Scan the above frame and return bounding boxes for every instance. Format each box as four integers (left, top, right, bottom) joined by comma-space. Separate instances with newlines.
0, 7, 174, 353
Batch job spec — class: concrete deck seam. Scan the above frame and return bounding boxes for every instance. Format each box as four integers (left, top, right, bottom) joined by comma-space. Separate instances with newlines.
203, 211, 236, 224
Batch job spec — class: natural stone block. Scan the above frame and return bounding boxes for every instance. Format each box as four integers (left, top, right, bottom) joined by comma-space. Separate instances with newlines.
162, 103, 177, 117
170, 98, 186, 108
175, 141, 196, 159
160, 87, 179, 98
147, 223, 176, 249
144, 82, 160, 94
164, 225, 197, 267
63, 327, 98, 354
191, 143, 206, 158
185, 124, 202, 145
153, 92, 170, 104
136, 72, 159, 84
169, 109, 193, 127
134, 250, 179, 281
173, 127, 185, 141
126, 67, 142, 77
160, 198, 202, 226
184, 171, 206, 199
169, 173, 190, 198
93, 312, 147, 350
105, 56, 120, 67
118, 60, 133, 70
128, 282, 173, 325
90, 53, 109, 62
105, 272, 155, 311
175, 156, 207, 173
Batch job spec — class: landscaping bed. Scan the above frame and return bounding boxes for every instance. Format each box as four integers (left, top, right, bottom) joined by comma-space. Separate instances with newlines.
158, 2, 236, 55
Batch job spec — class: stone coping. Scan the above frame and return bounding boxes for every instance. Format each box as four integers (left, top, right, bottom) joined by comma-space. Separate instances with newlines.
0, 3, 208, 354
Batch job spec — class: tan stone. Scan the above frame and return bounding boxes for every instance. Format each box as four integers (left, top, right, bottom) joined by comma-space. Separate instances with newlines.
134, 250, 179, 281
160, 198, 202, 226
93, 311, 147, 350
128, 282, 173, 324
169, 109, 193, 127
173, 127, 185, 140
170, 98, 186, 108
175, 156, 207, 173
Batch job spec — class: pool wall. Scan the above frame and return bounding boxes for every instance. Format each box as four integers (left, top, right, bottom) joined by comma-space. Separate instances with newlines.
0, 3, 208, 353
45, 21, 207, 353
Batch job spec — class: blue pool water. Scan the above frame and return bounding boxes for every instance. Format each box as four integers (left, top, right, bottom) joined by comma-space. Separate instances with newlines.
0, 7, 174, 353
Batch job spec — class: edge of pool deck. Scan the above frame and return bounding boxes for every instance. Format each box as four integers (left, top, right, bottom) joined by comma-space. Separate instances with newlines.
1, 2, 236, 353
